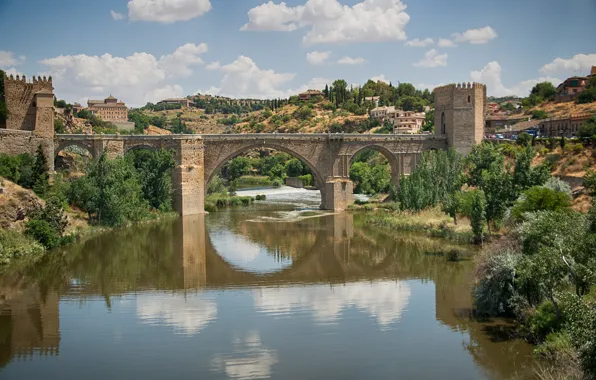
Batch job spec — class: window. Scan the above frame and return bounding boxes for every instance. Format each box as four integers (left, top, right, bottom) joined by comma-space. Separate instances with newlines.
441, 112, 446, 134
467, 95, 471, 103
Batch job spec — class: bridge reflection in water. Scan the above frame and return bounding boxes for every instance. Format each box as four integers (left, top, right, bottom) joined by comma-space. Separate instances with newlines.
0, 212, 535, 378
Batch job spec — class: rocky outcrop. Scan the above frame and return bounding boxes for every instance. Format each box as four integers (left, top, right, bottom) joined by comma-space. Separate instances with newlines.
0, 177, 44, 230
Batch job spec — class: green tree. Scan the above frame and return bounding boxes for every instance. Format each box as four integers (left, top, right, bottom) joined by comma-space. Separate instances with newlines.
510, 186, 571, 220
422, 110, 434, 132
25, 197, 70, 249
227, 157, 251, 181
68, 153, 148, 226
530, 82, 557, 101
578, 116, 596, 138
127, 149, 176, 211
576, 76, 596, 104
532, 110, 549, 119
32, 145, 50, 197
332, 79, 348, 106
285, 159, 304, 177
516, 132, 532, 147
470, 189, 486, 244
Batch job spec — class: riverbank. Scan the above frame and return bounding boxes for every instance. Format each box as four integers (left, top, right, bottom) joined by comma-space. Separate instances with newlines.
351, 205, 475, 244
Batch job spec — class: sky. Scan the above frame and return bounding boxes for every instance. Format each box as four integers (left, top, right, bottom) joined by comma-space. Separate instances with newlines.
1, 0, 595, 107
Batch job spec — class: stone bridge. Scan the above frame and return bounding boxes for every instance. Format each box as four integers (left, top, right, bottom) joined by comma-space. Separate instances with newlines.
53, 133, 449, 214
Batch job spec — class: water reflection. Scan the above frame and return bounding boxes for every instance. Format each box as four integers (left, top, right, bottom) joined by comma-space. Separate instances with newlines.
0, 207, 537, 379
211, 331, 278, 379
253, 281, 411, 328
136, 293, 217, 336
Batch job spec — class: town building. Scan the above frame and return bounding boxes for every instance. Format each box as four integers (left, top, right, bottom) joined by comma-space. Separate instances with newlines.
369, 106, 426, 134
298, 90, 324, 100
555, 66, 596, 102
485, 114, 529, 133
539, 113, 594, 137
157, 98, 192, 108
486, 102, 500, 113
364, 96, 380, 107
87, 95, 128, 122
72, 102, 84, 115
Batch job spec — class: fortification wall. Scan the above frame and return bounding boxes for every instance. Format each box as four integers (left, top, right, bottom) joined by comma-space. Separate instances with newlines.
0, 129, 54, 169
3, 75, 53, 131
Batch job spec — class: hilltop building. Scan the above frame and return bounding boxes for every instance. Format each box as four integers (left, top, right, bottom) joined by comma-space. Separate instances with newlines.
87, 95, 128, 122
157, 98, 192, 108
539, 113, 594, 137
299, 90, 324, 100
369, 106, 426, 134
555, 66, 596, 102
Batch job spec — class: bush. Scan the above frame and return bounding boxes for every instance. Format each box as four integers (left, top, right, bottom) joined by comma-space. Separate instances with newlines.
255, 194, 266, 201
545, 153, 562, 166
470, 189, 486, 244
530, 301, 564, 342
510, 186, 571, 220
517, 132, 532, 147
25, 219, 61, 249
0, 229, 44, 265
298, 174, 313, 187
473, 251, 521, 316
584, 170, 596, 196
543, 177, 572, 197
272, 178, 283, 188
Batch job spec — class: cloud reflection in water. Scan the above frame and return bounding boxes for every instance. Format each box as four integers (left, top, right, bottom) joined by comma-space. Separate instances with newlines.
211, 331, 278, 379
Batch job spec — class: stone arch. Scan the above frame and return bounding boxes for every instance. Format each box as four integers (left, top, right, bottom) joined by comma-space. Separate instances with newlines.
124, 144, 159, 155
348, 144, 401, 192
54, 141, 94, 159
205, 142, 327, 203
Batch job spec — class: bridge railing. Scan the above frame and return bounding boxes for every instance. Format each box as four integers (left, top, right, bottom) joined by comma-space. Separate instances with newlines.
56, 133, 447, 141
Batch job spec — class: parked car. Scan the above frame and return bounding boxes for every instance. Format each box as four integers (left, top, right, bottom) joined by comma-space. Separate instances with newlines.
495, 134, 504, 139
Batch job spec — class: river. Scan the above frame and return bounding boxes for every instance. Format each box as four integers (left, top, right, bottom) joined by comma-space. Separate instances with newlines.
0, 187, 536, 379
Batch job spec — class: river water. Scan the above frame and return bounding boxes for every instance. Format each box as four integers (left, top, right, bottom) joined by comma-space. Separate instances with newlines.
0, 187, 536, 379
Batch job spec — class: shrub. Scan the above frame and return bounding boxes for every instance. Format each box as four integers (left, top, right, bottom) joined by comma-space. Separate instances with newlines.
470, 189, 486, 244
517, 132, 532, 147
473, 251, 521, 316
255, 194, 266, 201
0, 229, 44, 265
272, 178, 283, 188
545, 153, 562, 166
543, 177, 572, 197
25, 219, 61, 249
298, 174, 313, 187
530, 301, 564, 342
584, 170, 596, 196
510, 186, 571, 221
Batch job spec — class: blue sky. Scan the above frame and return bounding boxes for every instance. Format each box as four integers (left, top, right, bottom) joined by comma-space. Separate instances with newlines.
1, 0, 595, 106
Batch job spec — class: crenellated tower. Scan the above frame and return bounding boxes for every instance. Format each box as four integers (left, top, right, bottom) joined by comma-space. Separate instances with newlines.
2, 74, 54, 136
433, 82, 486, 155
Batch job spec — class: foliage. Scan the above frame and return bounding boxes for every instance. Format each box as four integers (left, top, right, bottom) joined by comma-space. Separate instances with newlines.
68, 153, 148, 226
0, 229, 44, 265
76, 109, 118, 134
54, 118, 66, 133
470, 189, 486, 244
532, 110, 549, 119
584, 170, 596, 196
32, 144, 50, 197
25, 197, 71, 249
576, 76, 596, 104
561, 294, 596, 377
227, 156, 251, 181
208, 174, 227, 195
578, 116, 596, 138
398, 149, 464, 211
543, 177, 572, 197
127, 149, 175, 211
510, 187, 571, 220
298, 174, 313, 187
350, 161, 391, 195
474, 251, 521, 316
285, 159, 305, 177
516, 132, 532, 147
530, 301, 564, 342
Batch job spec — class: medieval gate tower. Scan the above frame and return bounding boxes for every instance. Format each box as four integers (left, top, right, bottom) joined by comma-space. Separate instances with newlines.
434, 82, 486, 155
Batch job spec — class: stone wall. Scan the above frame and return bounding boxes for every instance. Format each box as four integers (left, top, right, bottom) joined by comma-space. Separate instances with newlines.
434, 82, 486, 155
3, 75, 53, 131
0, 129, 54, 169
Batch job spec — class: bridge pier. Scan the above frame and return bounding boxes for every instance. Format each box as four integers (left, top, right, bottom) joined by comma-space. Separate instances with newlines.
323, 179, 353, 211
172, 137, 206, 216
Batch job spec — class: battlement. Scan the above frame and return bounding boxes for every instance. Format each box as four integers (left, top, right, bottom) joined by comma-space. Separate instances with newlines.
4, 74, 53, 86
434, 82, 486, 93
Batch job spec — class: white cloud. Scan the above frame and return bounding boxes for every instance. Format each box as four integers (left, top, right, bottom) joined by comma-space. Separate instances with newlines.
241, 0, 411, 45
306, 51, 331, 65
137, 293, 217, 335
111, 10, 125, 20
158, 42, 208, 77
337, 56, 366, 65
413, 49, 447, 68
39, 43, 207, 106
206, 61, 221, 70
0, 51, 24, 68
415, 82, 445, 91
3, 68, 24, 77
437, 38, 456, 48
253, 281, 411, 328
211, 332, 278, 379
540, 53, 596, 75
370, 74, 389, 84
405, 38, 434, 47
128, 0, 212, 23
470, 61, 562, 97
452, 26, 497, 45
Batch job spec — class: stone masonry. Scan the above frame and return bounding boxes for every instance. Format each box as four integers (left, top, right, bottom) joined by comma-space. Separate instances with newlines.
434, 82, 486, 155
1, 75, 486, 215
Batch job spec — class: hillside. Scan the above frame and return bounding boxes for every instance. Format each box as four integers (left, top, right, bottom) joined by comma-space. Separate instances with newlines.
526, 100, 596, 119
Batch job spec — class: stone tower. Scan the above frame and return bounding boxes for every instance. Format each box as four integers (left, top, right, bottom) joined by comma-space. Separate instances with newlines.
433, 82, 486, 155
1, 74, 55, 168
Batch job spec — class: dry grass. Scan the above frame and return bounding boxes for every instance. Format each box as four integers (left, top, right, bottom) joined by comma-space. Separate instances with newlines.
527, 100, 596, 119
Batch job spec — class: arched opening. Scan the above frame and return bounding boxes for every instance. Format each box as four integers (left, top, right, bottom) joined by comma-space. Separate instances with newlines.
441, 112, 446, 134
54, 142, 93, 174
467, 95, 471, 103
206, 145, 325, 212
349, 146, 398, 201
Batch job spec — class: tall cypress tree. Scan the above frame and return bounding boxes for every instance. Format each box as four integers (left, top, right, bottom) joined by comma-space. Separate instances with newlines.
32, 144, 49, 196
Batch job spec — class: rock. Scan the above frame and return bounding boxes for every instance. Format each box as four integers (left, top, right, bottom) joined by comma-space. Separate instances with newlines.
0, 178, 44, 230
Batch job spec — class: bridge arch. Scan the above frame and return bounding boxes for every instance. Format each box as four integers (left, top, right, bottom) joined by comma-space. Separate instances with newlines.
205, 142, 327, 203
54, 141, 94, 159
124, 144, 159, 154
348, 144, 401, 190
